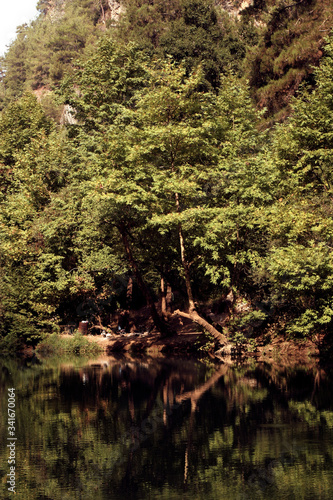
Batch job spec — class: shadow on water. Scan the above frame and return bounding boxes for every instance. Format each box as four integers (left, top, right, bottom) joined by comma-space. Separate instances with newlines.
1, 353, 333, 499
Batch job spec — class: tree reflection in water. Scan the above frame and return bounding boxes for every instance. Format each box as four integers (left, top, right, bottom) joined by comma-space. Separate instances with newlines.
1, 355, 333, 499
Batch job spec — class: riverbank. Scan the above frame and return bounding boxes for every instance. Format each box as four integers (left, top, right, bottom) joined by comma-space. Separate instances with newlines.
59, 331, 320, 364
60, 331, 204, 356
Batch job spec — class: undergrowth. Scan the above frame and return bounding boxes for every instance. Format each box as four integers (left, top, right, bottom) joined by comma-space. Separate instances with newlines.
36, 332, 103, 356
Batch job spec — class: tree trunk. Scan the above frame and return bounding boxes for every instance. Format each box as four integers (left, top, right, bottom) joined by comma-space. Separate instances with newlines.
176, 365, 229, 404
118, 224, 168, 335
173, 309, 228, 344
166, 284, 172, 312
177, 218, 195, 311
174, 192, 227, 345
126, 277, 133, 309
99, 0, 106, 23
160, 276, 168, 320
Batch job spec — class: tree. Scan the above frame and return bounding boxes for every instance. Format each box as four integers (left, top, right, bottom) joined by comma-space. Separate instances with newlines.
77, 54, 263, 341
252, 36, 333, 337
0, 0, 103, 106
244, 0, 333, 119
0, 94, 79, 341
123, 61, 232, 341
0, 25, 29, 107
115, 0, 251, 90
0, 93, 53, 166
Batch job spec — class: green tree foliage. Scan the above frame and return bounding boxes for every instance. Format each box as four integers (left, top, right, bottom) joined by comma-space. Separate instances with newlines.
0, 25, 29, 107
0, 0, 105, 108
116, 0, 254, 89
0, 93, 52, 167
252, 37, 333, 336
244, 0, 333, 119
1, 0, 331, 122
2, 0, 333, 347
0, 95, 77, 341
64, 37, 266, 339
62, 38, 148, 130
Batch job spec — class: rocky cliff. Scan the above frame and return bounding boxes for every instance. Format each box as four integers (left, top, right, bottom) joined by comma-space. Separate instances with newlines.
215, 0, 254, 17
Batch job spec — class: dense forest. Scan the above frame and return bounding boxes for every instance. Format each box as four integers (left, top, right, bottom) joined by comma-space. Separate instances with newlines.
1, 0, 333, 350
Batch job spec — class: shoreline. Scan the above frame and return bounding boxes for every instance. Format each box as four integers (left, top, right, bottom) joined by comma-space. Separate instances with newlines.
59, 331, 320, 364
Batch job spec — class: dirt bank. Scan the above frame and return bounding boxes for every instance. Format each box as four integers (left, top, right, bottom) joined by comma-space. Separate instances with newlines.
61, 331, 320, 362
61, 331, 203, 355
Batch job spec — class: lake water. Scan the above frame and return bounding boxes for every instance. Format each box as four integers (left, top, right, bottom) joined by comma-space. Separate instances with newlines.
1, 354, 333, 499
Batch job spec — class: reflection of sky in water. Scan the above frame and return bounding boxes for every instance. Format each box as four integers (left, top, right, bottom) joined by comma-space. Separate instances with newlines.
1, 356, 333, 499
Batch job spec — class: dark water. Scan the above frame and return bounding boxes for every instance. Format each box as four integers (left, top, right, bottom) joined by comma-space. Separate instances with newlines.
1, 354, 333, 500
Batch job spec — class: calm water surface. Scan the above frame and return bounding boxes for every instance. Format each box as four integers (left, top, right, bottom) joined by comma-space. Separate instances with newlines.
1, 354, 333, 499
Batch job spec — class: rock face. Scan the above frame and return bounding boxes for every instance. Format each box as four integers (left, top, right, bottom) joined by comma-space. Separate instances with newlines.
215, 0, 254, 17
45, 1, 253, 26
46, 0, 66, 22
105, 1, 253, 25
44, 0, 125, 24
60, 104, 77, 125
107, 0, 125, 23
